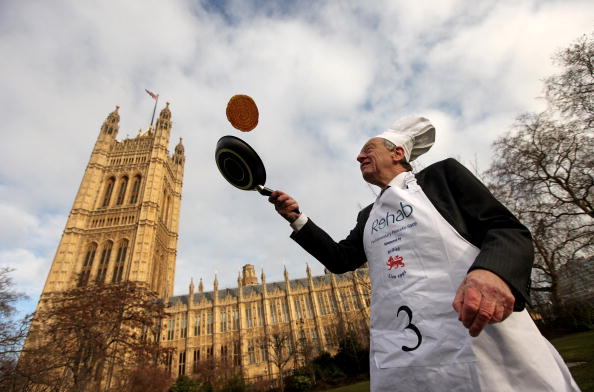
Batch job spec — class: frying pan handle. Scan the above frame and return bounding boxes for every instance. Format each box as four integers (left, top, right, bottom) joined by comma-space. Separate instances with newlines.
256, 185, 274, 196
256, 185, 301, 214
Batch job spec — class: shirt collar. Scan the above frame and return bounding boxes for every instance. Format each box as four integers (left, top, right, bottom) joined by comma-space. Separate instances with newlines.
385, 170, 412, 190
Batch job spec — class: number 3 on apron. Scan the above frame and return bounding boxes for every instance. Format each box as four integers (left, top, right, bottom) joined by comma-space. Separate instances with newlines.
364, 171, 478, 371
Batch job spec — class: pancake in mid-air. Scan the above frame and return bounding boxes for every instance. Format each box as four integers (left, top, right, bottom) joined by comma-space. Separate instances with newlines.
226, 94, 259, 132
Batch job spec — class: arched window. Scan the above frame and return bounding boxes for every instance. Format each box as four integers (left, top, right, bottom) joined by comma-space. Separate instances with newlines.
161, 190, 167, 221
102, 177, 115, 207
116, 176, 128, 206
78, 243, 97, 286
112, 239, 128, 282
151, 254, 160, 293
96, 241, 113, 284
129, 175, 141, 204
164, 195, 172, 223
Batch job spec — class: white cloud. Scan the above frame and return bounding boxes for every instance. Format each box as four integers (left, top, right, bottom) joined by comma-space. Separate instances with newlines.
0, 203, 65, 250
1, 0, 593, 307
0, 249, 51, 300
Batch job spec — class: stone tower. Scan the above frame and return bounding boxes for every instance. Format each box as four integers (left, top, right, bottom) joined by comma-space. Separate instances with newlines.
40, 103, 184, 298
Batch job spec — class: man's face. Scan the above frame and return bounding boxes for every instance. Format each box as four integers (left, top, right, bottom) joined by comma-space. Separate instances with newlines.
356, 138, 397, 187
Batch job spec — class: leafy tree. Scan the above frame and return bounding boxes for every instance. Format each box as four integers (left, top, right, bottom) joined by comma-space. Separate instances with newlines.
190, 355, 241, 391
265, 326, 296, 392
218, 374, 248, 392
170, 374, 200, 392
16, 281, 171, 391
487, 32, 594, 322
294, 321, 319, 385
310, 352, 344, 387
545, 32, 594, 126
284, 373, 312, 392
125, 362, 171, 392
333, 329, 368, 377
0, 268, 31, 390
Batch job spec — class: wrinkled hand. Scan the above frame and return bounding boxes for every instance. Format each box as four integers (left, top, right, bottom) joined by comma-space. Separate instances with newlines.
268, 190, 301, 223
452, 269, 515, 337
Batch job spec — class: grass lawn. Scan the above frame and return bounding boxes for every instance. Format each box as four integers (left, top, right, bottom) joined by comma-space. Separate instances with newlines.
323, 330, 594, 392
550, 330, 594, 392
322, 380, 370, 392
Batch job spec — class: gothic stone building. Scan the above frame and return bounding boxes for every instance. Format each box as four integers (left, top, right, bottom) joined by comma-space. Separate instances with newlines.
161, 264, 371, 383
39, 103, 184, 298
31, 103, 371, 386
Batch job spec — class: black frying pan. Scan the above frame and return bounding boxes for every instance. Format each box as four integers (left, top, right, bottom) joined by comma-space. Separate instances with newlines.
215, 136, 301, 214
215, 135, 274, 196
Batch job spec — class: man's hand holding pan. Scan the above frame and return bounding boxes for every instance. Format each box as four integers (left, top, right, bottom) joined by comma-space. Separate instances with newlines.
268, 191, 300, 223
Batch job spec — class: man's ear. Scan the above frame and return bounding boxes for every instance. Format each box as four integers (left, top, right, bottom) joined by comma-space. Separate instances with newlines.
391, 146, 405, 163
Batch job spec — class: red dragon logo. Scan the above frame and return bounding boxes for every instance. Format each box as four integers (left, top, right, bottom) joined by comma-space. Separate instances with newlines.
386, 255, 405, 270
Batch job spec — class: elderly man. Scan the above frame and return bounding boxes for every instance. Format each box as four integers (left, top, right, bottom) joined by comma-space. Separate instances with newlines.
269, 117, 579, 391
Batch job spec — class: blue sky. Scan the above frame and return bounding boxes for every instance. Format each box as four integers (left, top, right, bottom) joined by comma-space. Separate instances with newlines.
1, 0, 593, 316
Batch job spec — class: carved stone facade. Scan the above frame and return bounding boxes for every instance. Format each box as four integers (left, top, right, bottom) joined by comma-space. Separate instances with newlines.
161, 265, 371, 383
38, 103, 184, 298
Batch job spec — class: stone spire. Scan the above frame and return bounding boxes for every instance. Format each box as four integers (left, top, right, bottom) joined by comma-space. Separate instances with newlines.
237, 270, 243, 300
213, 273, 219, 302
174, 137, 185, 166
261, 267, 267, 297
156, 102, 171, 131
306, 263, 314, 290
154, 102, 172, 147
198, 278, 204, 294
188, 278, 195, 306
284, 265, 291, 294
175, 137, 185, 155
99, 105, 120, 138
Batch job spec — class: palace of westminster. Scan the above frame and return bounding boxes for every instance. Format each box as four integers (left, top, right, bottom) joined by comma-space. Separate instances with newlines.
32, 103, 371, 385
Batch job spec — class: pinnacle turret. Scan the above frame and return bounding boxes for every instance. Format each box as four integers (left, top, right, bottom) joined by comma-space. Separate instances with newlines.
160, 101, 171, 119
153, 102, 172, 149
156, 102, 172, 131
242, 264, 258, 286
174, 137, 185, 165
100, 105, 120, 138
175, 137, 185, 155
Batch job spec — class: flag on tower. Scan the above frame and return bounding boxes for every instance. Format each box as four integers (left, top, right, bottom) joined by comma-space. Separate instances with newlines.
145, 89, 159, 100
145, 89, 159, 126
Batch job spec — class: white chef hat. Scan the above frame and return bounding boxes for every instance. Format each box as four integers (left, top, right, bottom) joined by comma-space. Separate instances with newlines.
376, 116, 436, 161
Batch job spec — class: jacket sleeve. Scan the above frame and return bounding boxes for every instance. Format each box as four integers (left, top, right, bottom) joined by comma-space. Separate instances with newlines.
443, 158, 534, 311
289, 206, 371, 274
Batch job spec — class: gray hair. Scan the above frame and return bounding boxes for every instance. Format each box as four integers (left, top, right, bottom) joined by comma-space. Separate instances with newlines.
383, 139, 412, 171
383, 139, 396, 151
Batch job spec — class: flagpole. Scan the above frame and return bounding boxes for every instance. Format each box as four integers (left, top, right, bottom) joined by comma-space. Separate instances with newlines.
150, 95, 159, 127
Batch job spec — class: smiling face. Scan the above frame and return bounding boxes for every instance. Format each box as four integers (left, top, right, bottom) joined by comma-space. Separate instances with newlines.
356, 137, 407, 187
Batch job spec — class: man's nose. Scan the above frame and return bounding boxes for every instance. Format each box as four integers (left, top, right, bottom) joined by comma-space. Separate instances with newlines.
356, 152, 366, 163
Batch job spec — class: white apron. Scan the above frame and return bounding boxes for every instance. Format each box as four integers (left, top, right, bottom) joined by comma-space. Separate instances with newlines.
363, 171, 579, 392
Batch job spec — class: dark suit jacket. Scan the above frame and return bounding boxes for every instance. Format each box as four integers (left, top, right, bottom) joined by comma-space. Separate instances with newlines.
291, 158, 533, 311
